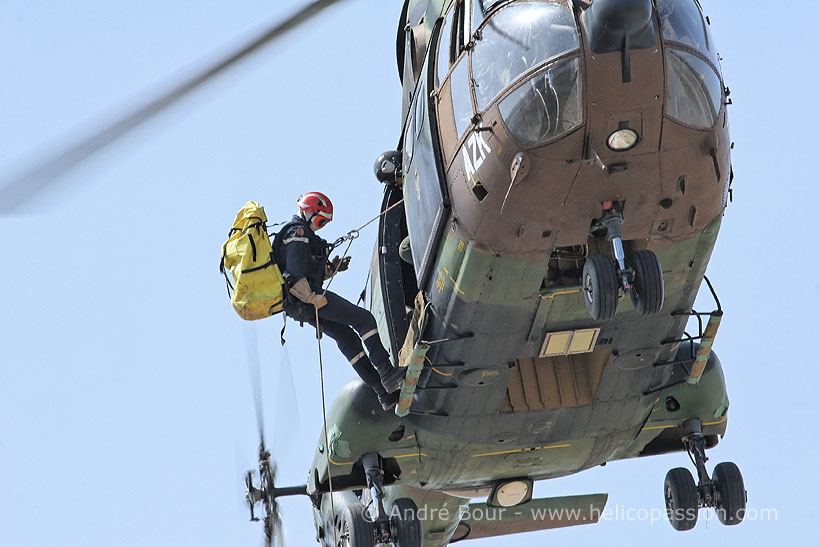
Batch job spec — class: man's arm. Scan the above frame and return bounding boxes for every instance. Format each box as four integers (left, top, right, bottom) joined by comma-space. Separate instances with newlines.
282, 227, 327, 308
282, 227, 311, 281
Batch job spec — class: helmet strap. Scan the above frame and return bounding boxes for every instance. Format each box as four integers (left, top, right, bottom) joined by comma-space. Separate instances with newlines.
302, 211, 318, 230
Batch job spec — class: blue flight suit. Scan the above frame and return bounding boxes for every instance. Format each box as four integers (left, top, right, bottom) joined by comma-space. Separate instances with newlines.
276, 216, 391, 392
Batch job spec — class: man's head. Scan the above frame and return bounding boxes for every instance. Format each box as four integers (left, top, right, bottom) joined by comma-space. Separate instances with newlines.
297, 192, 333, 231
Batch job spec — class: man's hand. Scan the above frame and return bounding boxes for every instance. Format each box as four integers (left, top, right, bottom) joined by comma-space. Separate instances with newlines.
325, 256, 351, 278
289, 277, 327, 309
331, 255, 351, 272
312, 293, 328, 309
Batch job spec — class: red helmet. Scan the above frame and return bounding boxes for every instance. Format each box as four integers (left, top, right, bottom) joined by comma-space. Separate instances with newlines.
297, 192, 333, 230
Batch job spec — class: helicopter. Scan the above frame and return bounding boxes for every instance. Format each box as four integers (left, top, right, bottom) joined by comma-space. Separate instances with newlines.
244, 0, 743, 544
0, 0, 744, 545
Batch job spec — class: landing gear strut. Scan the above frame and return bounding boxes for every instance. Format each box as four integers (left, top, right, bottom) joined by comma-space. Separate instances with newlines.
362, 453, 392, 544
663, 419, 747, 531
583, 202, 664, 320
597, 202, 632, 291
347, 453, 421, 547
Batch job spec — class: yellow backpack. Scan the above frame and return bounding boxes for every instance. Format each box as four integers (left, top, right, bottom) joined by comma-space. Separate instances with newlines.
220, 201, 286, 320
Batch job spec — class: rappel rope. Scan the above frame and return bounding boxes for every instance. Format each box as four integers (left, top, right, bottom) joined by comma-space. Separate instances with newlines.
310, 198, 404, 535
313, 304, 337, 544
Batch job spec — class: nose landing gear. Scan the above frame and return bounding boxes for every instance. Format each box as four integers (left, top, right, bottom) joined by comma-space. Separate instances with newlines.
346, 453, 422, 547
663, 419, 747, 531
582, 202, 664, 321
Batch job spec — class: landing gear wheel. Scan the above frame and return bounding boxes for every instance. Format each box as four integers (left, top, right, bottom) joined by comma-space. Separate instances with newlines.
713, 462, 746, 526
340, 503, 376, 547
629, 250, 663, 315
582, 255, 619, 321
629, 249, 664, 315
390, 498, 422, 546
664, 467, 699, 531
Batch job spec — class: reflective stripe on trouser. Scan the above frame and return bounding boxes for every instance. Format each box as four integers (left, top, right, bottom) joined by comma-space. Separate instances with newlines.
302, 290, 390, 389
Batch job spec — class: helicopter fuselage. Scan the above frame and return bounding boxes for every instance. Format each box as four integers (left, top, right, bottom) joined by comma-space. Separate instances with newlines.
309, 1, 735, 544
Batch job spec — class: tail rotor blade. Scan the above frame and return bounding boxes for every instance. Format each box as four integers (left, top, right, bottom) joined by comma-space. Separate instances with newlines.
243, 324, 292, 547
273, 343, 300, 446
273, 508, 286, 547
243, 323, 266, 449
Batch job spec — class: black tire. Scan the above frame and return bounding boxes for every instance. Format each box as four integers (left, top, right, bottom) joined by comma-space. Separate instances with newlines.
390, 498, 422, 546
630, 249, 664, 315
582, 255, 619, 321
341, 503, 376, 547
664, 467, 699, 531
713, 462, 746, 526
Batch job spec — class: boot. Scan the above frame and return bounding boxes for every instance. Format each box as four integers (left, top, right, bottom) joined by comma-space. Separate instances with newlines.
377, 362, 407, 394
377, 390, 399, 411
370, 381, 398, 411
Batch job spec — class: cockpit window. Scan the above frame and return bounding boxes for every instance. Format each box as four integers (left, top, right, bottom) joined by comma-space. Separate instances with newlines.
658, 0, 719, 67
451, 56, 475, 138
437, 6, 455, 87
472, 1, 579, 110
666, 49, 723, 129
472, 0, 509, 33
498, 57, 582, 147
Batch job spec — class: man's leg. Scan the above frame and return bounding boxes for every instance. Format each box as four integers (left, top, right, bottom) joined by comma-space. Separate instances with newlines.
318, 291, 406, 392
303, 313, 398, 410
318, 291, 390, 364
303, 313, 378, 383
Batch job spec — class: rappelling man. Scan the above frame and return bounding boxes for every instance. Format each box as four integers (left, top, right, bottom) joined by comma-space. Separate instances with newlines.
275, 192, 406, 410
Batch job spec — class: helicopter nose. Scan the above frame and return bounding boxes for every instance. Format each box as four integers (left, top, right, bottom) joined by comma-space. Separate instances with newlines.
585, 0, 654, 53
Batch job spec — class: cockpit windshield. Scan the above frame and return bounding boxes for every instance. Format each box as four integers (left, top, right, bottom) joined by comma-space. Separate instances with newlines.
472, 1, 579, 110
657, 0, 719, 67
658, 0, 724, 128
472, 0, 510, 33
666, 49, 722, 129
498, 57, 583, 147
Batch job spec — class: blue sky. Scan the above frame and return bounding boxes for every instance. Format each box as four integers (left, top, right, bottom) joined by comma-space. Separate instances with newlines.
1, 1, 817, 545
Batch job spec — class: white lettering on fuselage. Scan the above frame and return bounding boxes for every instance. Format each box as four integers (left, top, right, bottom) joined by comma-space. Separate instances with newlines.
462, 131, 491, 182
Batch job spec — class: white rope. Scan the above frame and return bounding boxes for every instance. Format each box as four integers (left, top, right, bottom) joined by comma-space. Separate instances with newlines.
310, 197, 405, 543
314, 304, 337, 545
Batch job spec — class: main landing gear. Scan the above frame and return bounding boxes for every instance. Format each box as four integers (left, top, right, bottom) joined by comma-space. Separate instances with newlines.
664, 419, 747, 531
339, 453, 422, 546
582, 202, 664, 321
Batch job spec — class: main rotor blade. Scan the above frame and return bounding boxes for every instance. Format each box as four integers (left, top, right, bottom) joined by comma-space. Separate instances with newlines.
0, 0, 347, 214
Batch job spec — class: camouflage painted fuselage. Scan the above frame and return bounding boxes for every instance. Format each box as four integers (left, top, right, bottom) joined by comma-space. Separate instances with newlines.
310, 1, 733, 544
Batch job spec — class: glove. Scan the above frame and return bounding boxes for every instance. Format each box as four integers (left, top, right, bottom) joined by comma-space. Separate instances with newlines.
332, 255, 351, 272
289, 277, 327, 309
325, 256, 351, 279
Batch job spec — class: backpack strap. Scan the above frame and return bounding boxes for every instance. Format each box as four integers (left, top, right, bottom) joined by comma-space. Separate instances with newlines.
219, 242, 234, 297
271, 221, 301, 276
